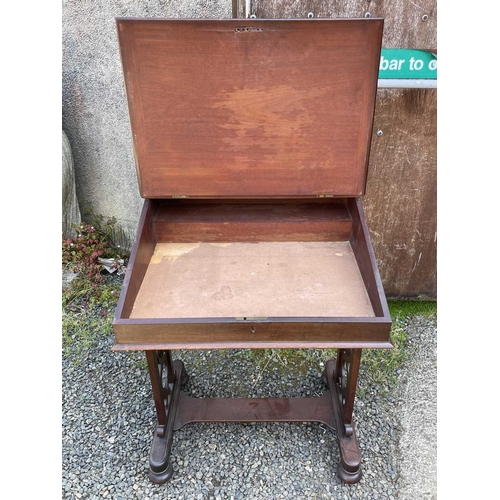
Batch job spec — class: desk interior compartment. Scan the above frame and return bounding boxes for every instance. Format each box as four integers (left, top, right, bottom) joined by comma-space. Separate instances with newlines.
113, 198, 392, 350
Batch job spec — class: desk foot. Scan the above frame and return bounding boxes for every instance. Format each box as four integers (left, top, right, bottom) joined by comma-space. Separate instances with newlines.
149, 461, 174, 484
181, 369, 189, 386
337, 462, 362, 484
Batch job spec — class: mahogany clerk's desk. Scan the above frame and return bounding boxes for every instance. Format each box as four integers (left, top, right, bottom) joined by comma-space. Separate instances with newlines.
112, 18, 392, 484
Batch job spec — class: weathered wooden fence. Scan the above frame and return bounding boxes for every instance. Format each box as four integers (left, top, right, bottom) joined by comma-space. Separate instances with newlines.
233, 1, 437, 299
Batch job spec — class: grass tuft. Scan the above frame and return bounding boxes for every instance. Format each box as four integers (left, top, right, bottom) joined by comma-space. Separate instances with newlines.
62, 304, 114, 362
388, 300, 437, 320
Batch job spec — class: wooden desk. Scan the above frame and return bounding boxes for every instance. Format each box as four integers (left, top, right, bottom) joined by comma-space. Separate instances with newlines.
113, 18, 391, 484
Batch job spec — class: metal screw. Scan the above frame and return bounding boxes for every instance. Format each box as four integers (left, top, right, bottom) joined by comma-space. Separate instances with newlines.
422, 14, 429, 22
307, 12, 314, 18
250, 14, 257, 19
365, 12, 371, 18
377, 130, 383, 136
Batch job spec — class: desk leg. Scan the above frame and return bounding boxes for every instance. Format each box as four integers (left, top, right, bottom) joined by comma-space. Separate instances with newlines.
323, 349, 363, 483
145, 350, 187, 484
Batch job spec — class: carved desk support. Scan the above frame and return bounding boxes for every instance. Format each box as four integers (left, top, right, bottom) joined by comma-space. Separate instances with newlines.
145, 349, 363, 485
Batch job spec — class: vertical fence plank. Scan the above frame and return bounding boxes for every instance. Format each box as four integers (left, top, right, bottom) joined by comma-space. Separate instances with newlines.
365, 89, 437, 298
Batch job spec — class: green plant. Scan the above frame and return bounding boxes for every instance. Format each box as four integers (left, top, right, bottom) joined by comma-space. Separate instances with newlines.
388, 300, 437, 320
63, 222, 112, 280
63, 216, 125, 275
62, 211, 128, 306
82, 206, 130, 255
62, 212, 130, 360
356, 319, 408, 393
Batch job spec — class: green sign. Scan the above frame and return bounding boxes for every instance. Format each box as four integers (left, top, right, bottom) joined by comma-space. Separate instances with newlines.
379, 49, 437, 79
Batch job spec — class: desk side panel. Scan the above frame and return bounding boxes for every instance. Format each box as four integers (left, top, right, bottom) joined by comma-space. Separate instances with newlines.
347, 198, 391, 319
114, 199, 157, 321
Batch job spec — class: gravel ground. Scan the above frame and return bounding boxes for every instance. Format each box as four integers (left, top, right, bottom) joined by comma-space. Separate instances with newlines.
394, 317, 437, 499
62, 316, 437, 499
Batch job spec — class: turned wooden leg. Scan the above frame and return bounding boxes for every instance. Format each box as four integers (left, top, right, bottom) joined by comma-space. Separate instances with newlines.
324, 349, 363, 484
145, 350, 185, 484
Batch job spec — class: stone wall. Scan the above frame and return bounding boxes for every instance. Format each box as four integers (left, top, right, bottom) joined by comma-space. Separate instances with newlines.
62, 0, 232, 241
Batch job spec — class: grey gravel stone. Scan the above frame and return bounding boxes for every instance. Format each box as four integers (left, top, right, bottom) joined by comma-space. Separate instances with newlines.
62, 315, 436, 499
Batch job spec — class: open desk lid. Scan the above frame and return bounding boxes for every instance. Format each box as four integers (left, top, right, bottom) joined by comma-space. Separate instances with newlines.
117, 18, 383, 198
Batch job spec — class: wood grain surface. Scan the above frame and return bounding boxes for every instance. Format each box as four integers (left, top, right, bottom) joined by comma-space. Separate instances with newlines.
153, 200, 352, 242
364, 89, 437, 298
114, 199, 157, 320
252, 0, 436, 50
117, 18, 382, 198
347, 198, 390, 317
113, 318, 391, 347
113, 199, 392, 349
